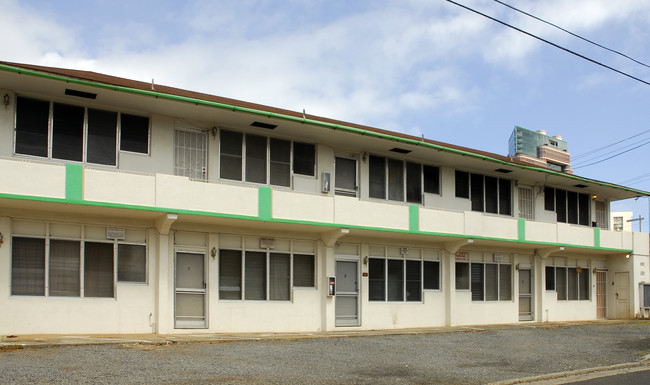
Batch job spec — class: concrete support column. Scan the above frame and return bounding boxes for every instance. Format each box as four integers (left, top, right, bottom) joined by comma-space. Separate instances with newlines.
319, 241, 337, 331
155, 232, 173, 334
443, 252, 454, 326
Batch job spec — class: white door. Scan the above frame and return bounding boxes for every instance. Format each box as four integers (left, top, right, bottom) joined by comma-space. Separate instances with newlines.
175, 252, 207, 328
335, 260, 359, 326
518, 269, 533, 321
174, 129, 207, 180
615, 272, 629, 319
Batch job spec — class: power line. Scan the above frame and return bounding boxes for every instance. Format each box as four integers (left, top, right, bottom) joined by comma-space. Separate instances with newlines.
445, 0, 650, 87
493, 0, 650, 69
619, 172, 650, 185
573, 129, 650, 160
573, 140, 650, 169
573, 139, 650, 167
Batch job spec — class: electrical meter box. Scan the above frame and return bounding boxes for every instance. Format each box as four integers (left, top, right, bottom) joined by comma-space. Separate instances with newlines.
328, 276, 336, 296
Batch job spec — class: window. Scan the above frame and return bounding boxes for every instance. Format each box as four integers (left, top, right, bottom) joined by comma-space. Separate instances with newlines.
293, 254, 315, 288
457, 262, 511, 301
218, 240, 315, 301
14, 96, 149, 164
613, 216, 624, 231
117, 244, 147, 283
595, 201, 608, 230
368, 249, 439, 302
547, 266, 589, 301
455, 262, 470, 290
545, 188, 590, 226
11, 237, 45, 296
335, 156, 357, 196
119, 113, 150, 154
423, 261, 440, 290
518, 187, 535, 220
456, 171, 512, 215
219, 129, 315, 187
10, 224, 147, 298
368, 155, 439, 204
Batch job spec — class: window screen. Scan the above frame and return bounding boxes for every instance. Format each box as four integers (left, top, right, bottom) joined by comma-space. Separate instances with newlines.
49, 239, 80, 297
455, 170, 469, 198
120, 114, 149, 154
545, 266, 555, 290
293, 254, 315, 287
15, 97, 49, 157
471, 263, 484, 301
388, 159, 404, 201
405, 260, 421, 301
567, 267, 578, 300
555, 189, 567, 223
293, 142, 315, 176
245, 251, 266, 300
455, 262, 470, 290
499, 264, 512, 301
485, 176, 498, 214
118, 244, 146, 282
245, 135, 267, 184
499, 178, 512, 215
84, 242, 114, 298
567, 191, 578, 224
423, 261, 440, 290
578, 193, 590, 226
406, 162, 422, 204
387, 259, 404, 301
369, 258, 385, 301
335, 157, 356, 195
470, 173, 484, 212
270, 138, 291, 187
220, 130, 243, 181
269, 253, 290, 300
52, 103, 84, 161
423, 165, 440, 194
485, 264, 498, 301
544, 187, 555, 211
11, 237, 45, 296
556, 267, 567, 300
87, 108, 117, 165
219, 249, 241, 299
578, 268, 589, 300
369, 155, 386, 199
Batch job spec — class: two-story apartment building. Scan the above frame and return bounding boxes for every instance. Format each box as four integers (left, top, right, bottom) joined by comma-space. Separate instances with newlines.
1, 61, 648, 335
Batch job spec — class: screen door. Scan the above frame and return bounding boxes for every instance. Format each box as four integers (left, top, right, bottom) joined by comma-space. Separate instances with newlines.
175, 251, 206, 328
335, 260, 359, 326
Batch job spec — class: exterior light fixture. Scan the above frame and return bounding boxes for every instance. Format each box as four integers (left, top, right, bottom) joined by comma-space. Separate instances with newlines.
0, 232, 3, 247
211, 247, 217, 259
2, 93, 9, 108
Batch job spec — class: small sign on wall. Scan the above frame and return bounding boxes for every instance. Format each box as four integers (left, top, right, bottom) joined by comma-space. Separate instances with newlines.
106, 226, 126, 240
455, 251, 468, 261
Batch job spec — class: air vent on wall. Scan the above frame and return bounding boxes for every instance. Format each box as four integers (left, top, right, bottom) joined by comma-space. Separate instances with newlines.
495, 168, 512, 174
390, 147, 411, 154
65, 88, 97, 99
574, 184, 588, 188
251, 121, 277, 130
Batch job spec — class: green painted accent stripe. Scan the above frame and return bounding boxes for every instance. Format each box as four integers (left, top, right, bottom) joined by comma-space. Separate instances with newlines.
258, 186, 272, 220
1, 62, 647, 198
594, 227, 600, 248
65, 164, 83, 202
518, 218, 526, 241
0, 191, 635, 254
409, 205, 419, 233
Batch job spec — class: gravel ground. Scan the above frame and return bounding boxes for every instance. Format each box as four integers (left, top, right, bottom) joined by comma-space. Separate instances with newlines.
1, 322, 650, 384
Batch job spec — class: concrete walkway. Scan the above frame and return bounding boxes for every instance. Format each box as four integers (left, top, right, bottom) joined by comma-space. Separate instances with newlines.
0, 319, 641, 349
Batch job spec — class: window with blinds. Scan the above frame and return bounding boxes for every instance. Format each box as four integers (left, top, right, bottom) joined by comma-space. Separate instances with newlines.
368, 154, 440, 204
457, 261, 512, 302
368, 250, 440, 303
10, 223, 148, 299
218, 238, 316, 302
546, 266, 590, 301
455, 171, 512, 216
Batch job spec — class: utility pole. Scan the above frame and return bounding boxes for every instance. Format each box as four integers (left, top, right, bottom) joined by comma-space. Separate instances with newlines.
628, 215, 644, 232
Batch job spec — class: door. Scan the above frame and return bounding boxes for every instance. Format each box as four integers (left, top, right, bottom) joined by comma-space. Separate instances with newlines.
174, 129, 207, 180
335, 260, 359, 326
175, 252, 207, 328
596, 271, 607, 318
518, 269, 533, 321
335, 156, 357, 197
615, 272, 630, 319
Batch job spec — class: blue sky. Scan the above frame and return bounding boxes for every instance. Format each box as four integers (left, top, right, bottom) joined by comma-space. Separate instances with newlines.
2, 0, 649, 231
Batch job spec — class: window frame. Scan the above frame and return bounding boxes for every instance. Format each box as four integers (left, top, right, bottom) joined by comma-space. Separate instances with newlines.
10, 223, 148, 298
219, 129, 316, 187
13, 96, 150, 165
218, 239, 316, 301
455, 170, 512, 216
545, 187, 591, 226
367, 154, 440, 204
546, 265, 590, 301
456, 261, 512, 302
